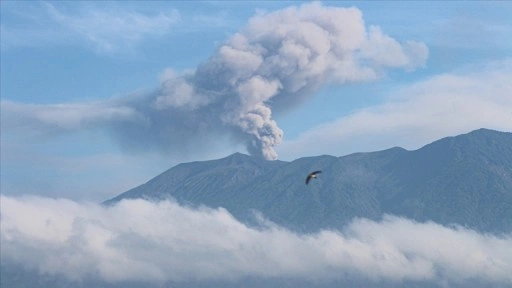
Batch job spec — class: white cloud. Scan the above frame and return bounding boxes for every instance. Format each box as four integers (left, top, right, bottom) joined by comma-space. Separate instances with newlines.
278, 59, 512, 158
44, 3, 180, 53
1, 3, 180, 53
0, 99, 142, 133
1, 195, 511, 286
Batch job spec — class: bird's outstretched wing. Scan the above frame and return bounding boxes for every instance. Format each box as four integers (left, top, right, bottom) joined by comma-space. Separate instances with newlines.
305, 170, 322, 185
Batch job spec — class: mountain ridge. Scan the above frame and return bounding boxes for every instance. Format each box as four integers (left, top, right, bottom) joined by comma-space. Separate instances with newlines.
106, 128, 512, 233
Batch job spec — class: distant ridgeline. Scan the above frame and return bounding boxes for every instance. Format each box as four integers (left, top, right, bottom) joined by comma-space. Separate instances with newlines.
105, 128, 512, 234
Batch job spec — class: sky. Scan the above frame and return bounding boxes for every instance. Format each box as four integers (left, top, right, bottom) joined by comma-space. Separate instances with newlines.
1, 1, 512, 201
1, 1, 512, 286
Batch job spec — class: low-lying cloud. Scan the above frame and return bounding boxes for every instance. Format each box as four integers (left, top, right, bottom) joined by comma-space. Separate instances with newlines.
1, 195, 511, 286
1, 2, 428, 160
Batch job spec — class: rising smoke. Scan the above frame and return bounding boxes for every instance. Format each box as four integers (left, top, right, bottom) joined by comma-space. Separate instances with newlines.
1, 3, 428, 159
149, 3, 428, 159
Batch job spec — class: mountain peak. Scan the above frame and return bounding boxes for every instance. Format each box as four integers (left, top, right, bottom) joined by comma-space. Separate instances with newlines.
457, 128, 511, 141
219, 152, 266, 167
222, 152, 252, 160
469, 127, 507, 134
416, 128, 511, 153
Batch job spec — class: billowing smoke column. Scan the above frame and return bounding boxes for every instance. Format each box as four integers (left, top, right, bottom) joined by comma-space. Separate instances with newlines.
151, 3, 428, 159
2, 3, 428, 160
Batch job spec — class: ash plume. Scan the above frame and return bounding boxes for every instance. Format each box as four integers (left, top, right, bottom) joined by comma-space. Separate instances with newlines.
2, 3, 428, 160
148, 3, 428, 159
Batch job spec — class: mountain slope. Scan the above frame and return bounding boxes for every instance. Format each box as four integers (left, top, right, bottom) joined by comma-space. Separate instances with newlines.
106, 152, 287, 206
106, 128, 512, 233
383, 128, 512, 232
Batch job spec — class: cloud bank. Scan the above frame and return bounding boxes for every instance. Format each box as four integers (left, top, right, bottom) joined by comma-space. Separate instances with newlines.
1, 195, 511, 286
1, 2, 428, 160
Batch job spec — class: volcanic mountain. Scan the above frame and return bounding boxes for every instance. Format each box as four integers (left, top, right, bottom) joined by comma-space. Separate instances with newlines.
106, 128, 512, 234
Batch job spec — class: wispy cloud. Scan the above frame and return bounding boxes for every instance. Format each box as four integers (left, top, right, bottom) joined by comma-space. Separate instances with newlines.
1, 99, 141, 133
1, 195, 511, 286
185, 10, 239, 32
1, 2, 180, 53
429, 6, 512, 51
278, 59, 512, 158
44, 3, 180, 53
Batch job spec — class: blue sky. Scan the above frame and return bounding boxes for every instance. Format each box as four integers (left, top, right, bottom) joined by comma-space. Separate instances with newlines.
1, 1, 512, 201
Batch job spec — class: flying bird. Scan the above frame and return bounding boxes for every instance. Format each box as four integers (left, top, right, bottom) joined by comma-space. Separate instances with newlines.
305, 170, 322, 185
